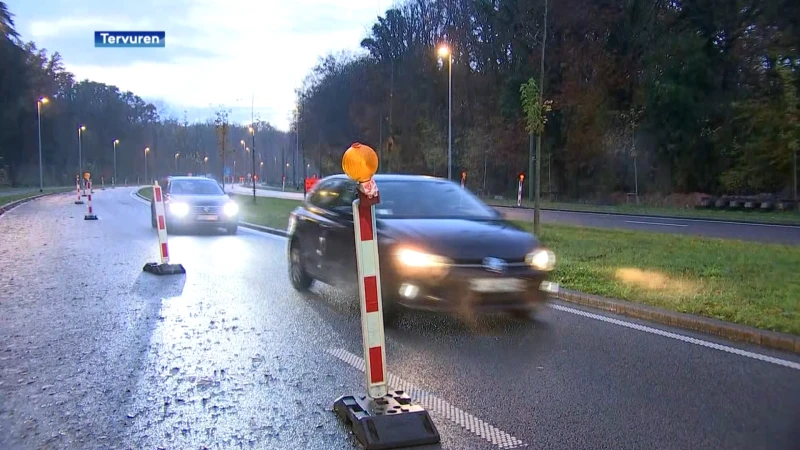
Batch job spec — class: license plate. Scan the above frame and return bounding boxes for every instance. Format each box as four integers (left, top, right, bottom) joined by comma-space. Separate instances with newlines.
469, 278, 525, 293
197, 215, 218, 221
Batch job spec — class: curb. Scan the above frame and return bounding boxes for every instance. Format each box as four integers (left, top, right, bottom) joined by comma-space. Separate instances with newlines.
240, 221, 288, 237
554, 288, 800, 354
490, 204, 800, 227
0, 190, 68, 217
134, 188, 800, 354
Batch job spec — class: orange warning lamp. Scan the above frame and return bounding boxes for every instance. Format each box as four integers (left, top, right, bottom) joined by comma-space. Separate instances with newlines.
461, 171, 466, 179
342, 142, 378, 182
519, 174, 525, 181
84, 172, 91, 180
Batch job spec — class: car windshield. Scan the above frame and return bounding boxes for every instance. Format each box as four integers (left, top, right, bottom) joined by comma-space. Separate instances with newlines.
373, 179, 498, 219
169, 179, 224, 196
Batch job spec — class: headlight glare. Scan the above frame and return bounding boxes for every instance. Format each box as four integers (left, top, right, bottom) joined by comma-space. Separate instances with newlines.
396, 248, 450, 268
169, 202, 190, 217
526, 248, 556, 271
223, 202, 239, 216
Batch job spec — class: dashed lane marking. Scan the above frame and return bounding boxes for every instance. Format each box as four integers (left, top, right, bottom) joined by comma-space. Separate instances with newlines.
328, 348, 526, 449
550, 304, 800, 371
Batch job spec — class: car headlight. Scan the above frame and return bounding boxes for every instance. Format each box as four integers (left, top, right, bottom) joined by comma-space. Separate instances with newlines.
168, 202, 190, 217
223, 202, 239, 216
396, 248, 451, 268
526, 248, 556, 271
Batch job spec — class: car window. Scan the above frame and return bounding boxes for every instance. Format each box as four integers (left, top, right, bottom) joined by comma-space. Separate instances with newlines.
169, 179, 224, 195
307, 179, 342, 209
374, 179, 498, 219
308, 178, 358, 212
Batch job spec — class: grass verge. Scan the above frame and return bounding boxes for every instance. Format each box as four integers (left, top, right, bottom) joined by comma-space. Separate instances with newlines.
485, 197, 800, 225
0, 187, 72, 207
231, 194, 301, 229
515, 222, 800, 336
137, 186, 153, 201
150, 190, 799, 335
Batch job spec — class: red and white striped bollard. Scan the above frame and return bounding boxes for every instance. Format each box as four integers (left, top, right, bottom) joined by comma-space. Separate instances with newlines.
352, 176, 387, 399
142, 182, 185, 275
517, 174, 524, 207
332, 142, 440, 449
74, 175, 84, 204
84, 180, 97, 220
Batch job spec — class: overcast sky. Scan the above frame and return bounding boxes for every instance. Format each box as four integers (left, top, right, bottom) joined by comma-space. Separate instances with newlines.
8, 0, 387, 130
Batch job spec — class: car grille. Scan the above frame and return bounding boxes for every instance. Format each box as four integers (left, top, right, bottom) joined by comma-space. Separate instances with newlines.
192, 205, 221, 214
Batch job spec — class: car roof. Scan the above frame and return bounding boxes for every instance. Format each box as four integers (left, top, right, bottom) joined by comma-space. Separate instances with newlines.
324, 173, 451, 183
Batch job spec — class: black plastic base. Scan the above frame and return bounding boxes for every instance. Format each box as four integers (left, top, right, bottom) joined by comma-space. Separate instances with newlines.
84, 214, 98, 220
142, 262, 186, 275
333, 391, 440, 450
74, 200, 84, 204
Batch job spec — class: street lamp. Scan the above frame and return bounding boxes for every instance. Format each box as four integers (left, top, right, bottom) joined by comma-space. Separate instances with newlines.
204, 156, 208, 173
112, 139, 119, 187
144, 147, 150, 183
175, 152, 180, 172
249, 125, 256, 202
438, 44, 453, 180
36, 97, 49, 192
78, 125, 86, 194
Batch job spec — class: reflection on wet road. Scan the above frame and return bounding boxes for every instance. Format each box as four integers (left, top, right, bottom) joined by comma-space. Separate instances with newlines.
0, 188, 798, 450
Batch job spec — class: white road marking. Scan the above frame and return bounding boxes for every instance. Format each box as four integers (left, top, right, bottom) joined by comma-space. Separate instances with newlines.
239, 226, 288, 240
549, 304, 800, 371
624, 220, 689, 227
328, 348, 526, 449
130, 188, 151, 205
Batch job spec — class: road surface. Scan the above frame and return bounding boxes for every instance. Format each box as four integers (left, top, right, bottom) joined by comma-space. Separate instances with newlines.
1, 187, 798, 449
229, 184, 800, 245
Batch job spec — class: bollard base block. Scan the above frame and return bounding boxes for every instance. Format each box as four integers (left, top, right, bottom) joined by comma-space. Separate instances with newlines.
333, 390, 440, 450
84, 214, 98, 220
142, 262, 186, 275
74, 200, 84, 204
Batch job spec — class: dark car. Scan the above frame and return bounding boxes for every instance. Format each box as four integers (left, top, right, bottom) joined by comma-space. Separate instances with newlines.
286, 174, 557, 321
150, 176, 239, 234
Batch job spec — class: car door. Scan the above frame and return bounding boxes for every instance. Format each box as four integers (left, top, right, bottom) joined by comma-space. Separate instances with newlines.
297, 178, 346, 283
319, 179, 359, 289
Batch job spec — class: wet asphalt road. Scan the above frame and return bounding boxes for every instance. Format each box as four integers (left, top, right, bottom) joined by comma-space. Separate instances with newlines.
228, 185, 800, 245
1, 187, 799, 450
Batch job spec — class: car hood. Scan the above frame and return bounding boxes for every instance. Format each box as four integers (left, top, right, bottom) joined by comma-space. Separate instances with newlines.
378, 218, 537, 262
167, 194, 230, 206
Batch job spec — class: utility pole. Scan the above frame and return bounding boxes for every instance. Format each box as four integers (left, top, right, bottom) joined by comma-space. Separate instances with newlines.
251, 95, 257, 203
533, 0, 548, 235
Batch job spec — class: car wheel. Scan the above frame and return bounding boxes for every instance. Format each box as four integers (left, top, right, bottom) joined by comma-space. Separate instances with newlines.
289, 239, 313, 291
226, 224, 238, 234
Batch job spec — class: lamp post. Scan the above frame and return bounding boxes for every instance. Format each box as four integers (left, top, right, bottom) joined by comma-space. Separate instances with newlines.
249, 125, 256, 203
37, 97, 49, 192
437, 44, 452, 180
204, 156, 208, 174
78, 125, 86, 194
112, 139, 119, 187
144, 147, 150, 183
175, 152, 180, 172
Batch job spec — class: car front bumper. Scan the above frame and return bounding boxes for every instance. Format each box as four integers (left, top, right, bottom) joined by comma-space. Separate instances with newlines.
382, 264, 558, 314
